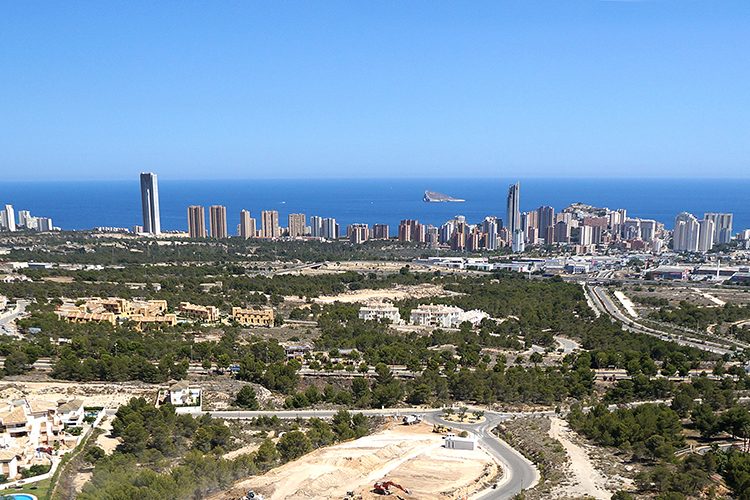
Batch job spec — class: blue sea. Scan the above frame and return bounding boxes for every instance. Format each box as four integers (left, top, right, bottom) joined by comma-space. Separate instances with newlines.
0, 178, 748, 233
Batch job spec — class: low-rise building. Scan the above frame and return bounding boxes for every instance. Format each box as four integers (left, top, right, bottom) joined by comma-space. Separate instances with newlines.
232, 307, 274, 327
56, 297, 172, 327
56, 399, 85, 427
129, 313, 177, 331
410, 304, 463, 328
443, 433, 476, 450
0, 451, 18, 479
55, 307, 116, 326
284, 344, 312, 360
178, 302, 220, 322
358, 303, 403, 324
166, 382, 202, 414
644, 266, 691, 280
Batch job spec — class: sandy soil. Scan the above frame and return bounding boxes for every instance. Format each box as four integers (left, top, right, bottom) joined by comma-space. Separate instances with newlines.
548, 417, 611, 500
222, 443, 261, 460
692, 288, 727, 307
213, 423, 499, 500
613, 290, 638, 318
0, 380, 156, 408
95, 416, 119, 454
313, 284, 458, 304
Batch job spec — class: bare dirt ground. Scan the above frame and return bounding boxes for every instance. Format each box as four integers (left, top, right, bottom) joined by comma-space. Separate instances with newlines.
95, 415, 119, 455
212, 422, 499, 500
613, 290, 638, 317
0, 380, 155, 408
548, 417, 611, 499
312, 284, 459, 304
499, 417, 634, 500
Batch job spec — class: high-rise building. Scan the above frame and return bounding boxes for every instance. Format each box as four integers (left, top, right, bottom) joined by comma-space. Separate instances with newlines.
579, 225, 594, 246
622, 219, 642, 240
208, 205, 228, 239
322, 218, 338, 240
426, 226, 439, 247
640, 220, 658, 241
1, 205, 16, 232
348, 224, 369, 244
482, 217, 498, 251
537, 206, 555, 235
704, 213, 733, 244
673, 212, 701, 252
17, 210, 32, 229
398, 219, 423, 242
239, 209, 256, 239
506, 182, 523, 252
554, 220, 571, 244
261, 210, 279, 239
139, 172, 161, 235
187, 205, 207, 238
37, 217, 53, 232
288, 213, 306, 238
372, 224, 390, 240
309, 216, 323, 238
698, 218, 715, 253
506, 183, 520, 235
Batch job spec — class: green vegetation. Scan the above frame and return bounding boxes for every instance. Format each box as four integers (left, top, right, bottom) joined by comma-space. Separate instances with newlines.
569, 403, 684, 460
651, 301, 750, 330
77, 398, 371, 499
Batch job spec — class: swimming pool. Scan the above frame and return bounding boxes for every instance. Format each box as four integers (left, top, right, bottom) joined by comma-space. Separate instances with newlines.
3, 494, 38, 500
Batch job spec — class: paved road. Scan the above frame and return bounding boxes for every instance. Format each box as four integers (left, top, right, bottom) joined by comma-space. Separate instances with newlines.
0, 299, 29, 336
423, 412, 539, 500
208, 407, 539, 499
586, 285, 736, 355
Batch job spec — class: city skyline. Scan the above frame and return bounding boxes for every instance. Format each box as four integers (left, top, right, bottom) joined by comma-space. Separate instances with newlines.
2, 2, 749, 180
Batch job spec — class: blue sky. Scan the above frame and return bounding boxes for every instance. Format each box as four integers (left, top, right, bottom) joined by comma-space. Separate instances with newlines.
1, 1, 748, 180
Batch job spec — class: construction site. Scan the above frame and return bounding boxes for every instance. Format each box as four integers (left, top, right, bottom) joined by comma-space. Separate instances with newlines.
215, 421, 500, 500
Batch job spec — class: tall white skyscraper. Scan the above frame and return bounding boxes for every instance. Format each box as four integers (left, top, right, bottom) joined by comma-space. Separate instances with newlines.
37, 217, 53, 232
482, 217, 498, 251
673, 212, 701, 252
697, 218, 715, 253
1, 205, 16, 232
322, 218, 338, 240
310, 216, 323, 238
704, 213, 733, 244
139, 172, 161, 234
506, 182, 524, 252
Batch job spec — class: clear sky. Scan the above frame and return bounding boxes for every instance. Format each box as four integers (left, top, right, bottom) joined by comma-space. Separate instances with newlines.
1, 1, 748, 180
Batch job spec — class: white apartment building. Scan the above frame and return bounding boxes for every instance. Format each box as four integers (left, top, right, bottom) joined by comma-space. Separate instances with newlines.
409, 304, 463, 328
358, 303, 403, 324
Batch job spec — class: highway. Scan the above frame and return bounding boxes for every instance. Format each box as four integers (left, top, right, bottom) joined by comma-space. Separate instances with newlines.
585, 285, 736, 356
208, 407, 539, 499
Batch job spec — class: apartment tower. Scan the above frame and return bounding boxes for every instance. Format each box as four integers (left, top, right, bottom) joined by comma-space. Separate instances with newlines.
187, 205, 206, 238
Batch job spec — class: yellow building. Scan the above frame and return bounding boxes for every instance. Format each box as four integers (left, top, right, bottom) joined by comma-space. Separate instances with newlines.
55, 305, 116, 325
56, 298, 171, 328
179, 302, 219, 322
129, 313, 177, 331
231, 307, 274, 327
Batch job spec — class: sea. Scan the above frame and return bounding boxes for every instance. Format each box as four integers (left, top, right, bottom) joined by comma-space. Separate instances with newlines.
0, 178, 748, 233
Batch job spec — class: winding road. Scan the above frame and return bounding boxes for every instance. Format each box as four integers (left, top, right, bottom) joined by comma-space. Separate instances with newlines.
208, 407, 539, 499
